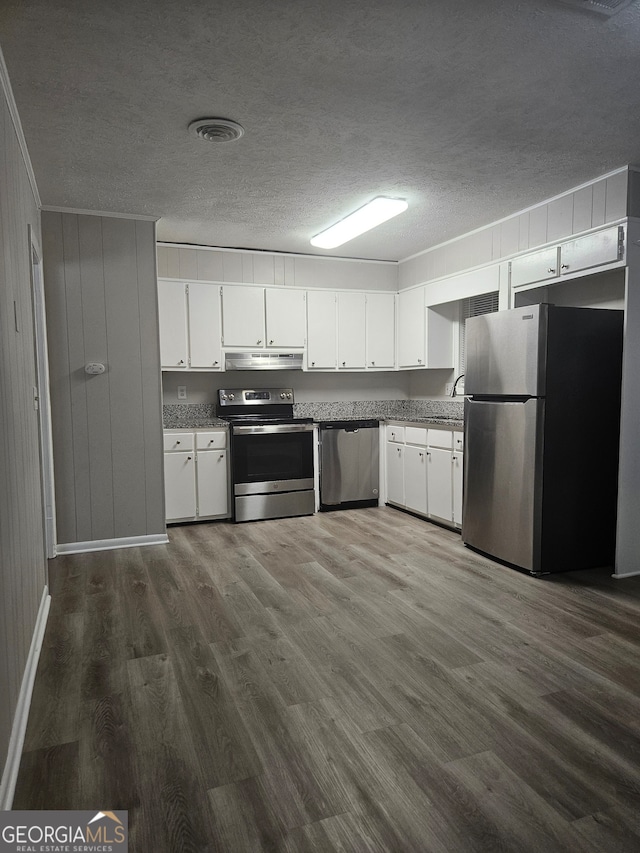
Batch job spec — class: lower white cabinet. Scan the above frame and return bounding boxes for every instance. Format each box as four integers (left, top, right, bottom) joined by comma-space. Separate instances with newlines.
384, 423, 464, 529
164, 429, 230, 522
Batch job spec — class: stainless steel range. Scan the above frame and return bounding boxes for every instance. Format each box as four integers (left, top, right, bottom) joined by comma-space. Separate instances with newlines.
217, 388, 315, 523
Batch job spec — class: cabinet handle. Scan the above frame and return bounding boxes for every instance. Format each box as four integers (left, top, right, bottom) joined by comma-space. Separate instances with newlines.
186, 456, 192, 461
561, 264, 569, 270
213, 360, 218, 365
269, 339, 274, 345
371, 361, 375, 366
452, 455, 458, 461
311, 361, 315, 366
257, 339, 262, 345
176, 440, 181, 445
219, 453, 224, 458
178, 359, 185, 364
342, 361, 346, 366
419, 452, 423, 458
418, 358, 422, 364
547, 267, 556, 274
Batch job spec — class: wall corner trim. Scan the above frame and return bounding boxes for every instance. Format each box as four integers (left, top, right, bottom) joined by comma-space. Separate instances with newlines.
56, 533, 169, 555
0, 587, 51, 810
0, 45, 41, 209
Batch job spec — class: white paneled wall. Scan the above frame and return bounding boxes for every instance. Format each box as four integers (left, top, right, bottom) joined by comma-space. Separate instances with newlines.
157, 244, 398, 291
0, 71, 47, 788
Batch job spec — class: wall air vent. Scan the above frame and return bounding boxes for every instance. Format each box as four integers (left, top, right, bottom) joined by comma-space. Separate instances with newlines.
555, 0, 636, 16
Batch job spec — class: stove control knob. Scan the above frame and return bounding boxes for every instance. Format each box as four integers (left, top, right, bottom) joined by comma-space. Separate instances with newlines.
228, 394, 235, 401
280, 392, 286, 399
286, 392, 292, 399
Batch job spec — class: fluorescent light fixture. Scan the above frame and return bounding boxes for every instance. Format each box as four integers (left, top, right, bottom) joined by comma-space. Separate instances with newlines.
310, 196, 408, 249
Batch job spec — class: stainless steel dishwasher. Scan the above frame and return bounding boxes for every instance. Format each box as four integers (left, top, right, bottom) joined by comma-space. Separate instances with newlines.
318, 420, 379, 510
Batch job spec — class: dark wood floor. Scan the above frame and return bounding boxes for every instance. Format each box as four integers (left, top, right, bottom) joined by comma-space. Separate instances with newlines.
14, 507, 640, 851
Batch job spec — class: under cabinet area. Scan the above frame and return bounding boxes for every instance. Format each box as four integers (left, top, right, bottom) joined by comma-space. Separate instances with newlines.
385, 422, 464, 529
163, 429, 230, 522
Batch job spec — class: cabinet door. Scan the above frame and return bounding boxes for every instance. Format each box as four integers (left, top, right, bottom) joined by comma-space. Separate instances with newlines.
188, 283, 222, 369
265, 288, 306, 347
560, 225, 622, 276
427, 447, 453, 522
404, 445, 428, 516
337, 292, 366, 369
221, 285, 265, 347
398, 287, 425, 368
366, 292, 395, 369
452, 451, 463, 527
510, 246, 559, 288
158, 280, 188, 369
164, 452, 196, 520
386, 443, 404, 505
197, 450, 228, 517
307, 290, 337, 369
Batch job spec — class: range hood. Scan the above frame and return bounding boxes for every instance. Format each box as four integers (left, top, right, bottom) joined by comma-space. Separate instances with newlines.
224, 352, 304, 370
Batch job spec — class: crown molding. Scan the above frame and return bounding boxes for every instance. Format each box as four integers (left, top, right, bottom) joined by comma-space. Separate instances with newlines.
0, 46, 41, 209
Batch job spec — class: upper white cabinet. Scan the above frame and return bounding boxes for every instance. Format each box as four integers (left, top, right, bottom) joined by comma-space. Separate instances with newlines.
337, 292, 366, 369
307, 290, 337, 369
221, 285, 306, 349
221, 285, 265, 347
366, 292, 396, 369
265, 288, 306, 347
158, 280, 188, 369
188, 282, 222, 369
397, 287, 425, 368
560, 226, 622, 276
425, 305, 455, 369
158, 280, 221, 370
510, 225, 624, 289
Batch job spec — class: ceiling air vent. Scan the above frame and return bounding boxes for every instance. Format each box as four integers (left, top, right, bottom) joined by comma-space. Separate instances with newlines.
188, 118, 244, 143
555, 0, 636, 16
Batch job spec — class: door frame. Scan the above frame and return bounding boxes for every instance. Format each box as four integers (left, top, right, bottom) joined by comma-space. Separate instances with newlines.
28, 225, 57, 560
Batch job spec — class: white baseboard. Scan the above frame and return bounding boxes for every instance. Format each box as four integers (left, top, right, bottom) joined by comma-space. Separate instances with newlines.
612, 570, 640, 579
0, 586, 51, 810
56, 533, 169, 555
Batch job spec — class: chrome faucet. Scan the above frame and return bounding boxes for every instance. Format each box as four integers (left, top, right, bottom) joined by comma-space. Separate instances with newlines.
451, 374, 465, 397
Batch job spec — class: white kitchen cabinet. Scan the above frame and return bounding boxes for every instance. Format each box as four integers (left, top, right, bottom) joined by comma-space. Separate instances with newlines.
427, 447, 453, 522
404, 445, 428, 515
158, 280, 188, 369
158, 280, 222, 371
188, 282, 222, 369
386, 442, 405, 506
337, 292, 366, 369
452, 448, 464, 528
366, 292, 395, 369
397, 287, 425, 368
164, 451, 197, 520
197, 449, 228, 517
164, 429, 229, 522
560, 225, 622, 276
221, 285, 265, 347
306, 290, 337, 369
510, 246, 559, 289
265, 288, 306, 347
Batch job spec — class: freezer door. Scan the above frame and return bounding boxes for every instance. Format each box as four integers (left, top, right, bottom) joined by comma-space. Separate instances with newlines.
462, 398, 543, 572
320, 427, 379, 505
465, 304, 547, 397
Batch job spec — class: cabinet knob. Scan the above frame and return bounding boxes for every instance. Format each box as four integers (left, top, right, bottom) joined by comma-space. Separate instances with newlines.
418, 358, 422, 364
176, 440, 181, 445
452, 455, 457, 461
311, 361, 315, 366
269, 339, 274, 345
178, 359, 184, 364
219, 454, 224, 459
547, 267, 556, 274
186, 456, 192, 461
371, 361, 375, 366
257, 339, 262, 345
213, 360, 218, 365
342, 361, 346, 366
561, 264, 569, 270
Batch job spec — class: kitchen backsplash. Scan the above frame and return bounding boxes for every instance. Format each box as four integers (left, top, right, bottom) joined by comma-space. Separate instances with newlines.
163, 398, 464, 427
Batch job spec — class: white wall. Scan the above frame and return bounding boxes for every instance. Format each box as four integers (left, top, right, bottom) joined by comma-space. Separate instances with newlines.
513, 268, 625, 310
162, 370, 411, 404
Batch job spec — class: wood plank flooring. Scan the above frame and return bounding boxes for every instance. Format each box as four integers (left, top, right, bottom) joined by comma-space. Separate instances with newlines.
13, 507, 640, 852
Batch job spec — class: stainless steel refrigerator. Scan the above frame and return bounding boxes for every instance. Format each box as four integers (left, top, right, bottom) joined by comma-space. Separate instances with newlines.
462, 303, 623, 575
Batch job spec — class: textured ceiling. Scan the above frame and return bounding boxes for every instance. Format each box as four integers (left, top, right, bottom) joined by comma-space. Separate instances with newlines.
2, 0, 640, 261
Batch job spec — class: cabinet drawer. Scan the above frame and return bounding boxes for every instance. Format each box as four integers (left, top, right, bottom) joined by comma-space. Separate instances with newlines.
386, 425, 405, 443
453, 431, 464, 452
427, 428, 453, 449
404, 426, 427, 446
196, 431, 227, 450
164, 432, 194, 452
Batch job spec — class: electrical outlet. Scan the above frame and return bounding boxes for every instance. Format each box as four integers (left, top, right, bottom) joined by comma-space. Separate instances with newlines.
177, 385, 187, 400
445, 383, 453, 396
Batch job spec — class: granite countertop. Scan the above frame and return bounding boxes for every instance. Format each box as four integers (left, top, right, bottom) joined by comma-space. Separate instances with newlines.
385, 416, 464, 428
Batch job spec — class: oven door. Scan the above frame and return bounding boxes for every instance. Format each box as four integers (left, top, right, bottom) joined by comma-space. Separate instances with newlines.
231, 423, 314, 495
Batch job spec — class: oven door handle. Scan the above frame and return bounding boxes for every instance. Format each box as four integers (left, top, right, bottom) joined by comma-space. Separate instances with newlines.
232, 423, 315, 435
